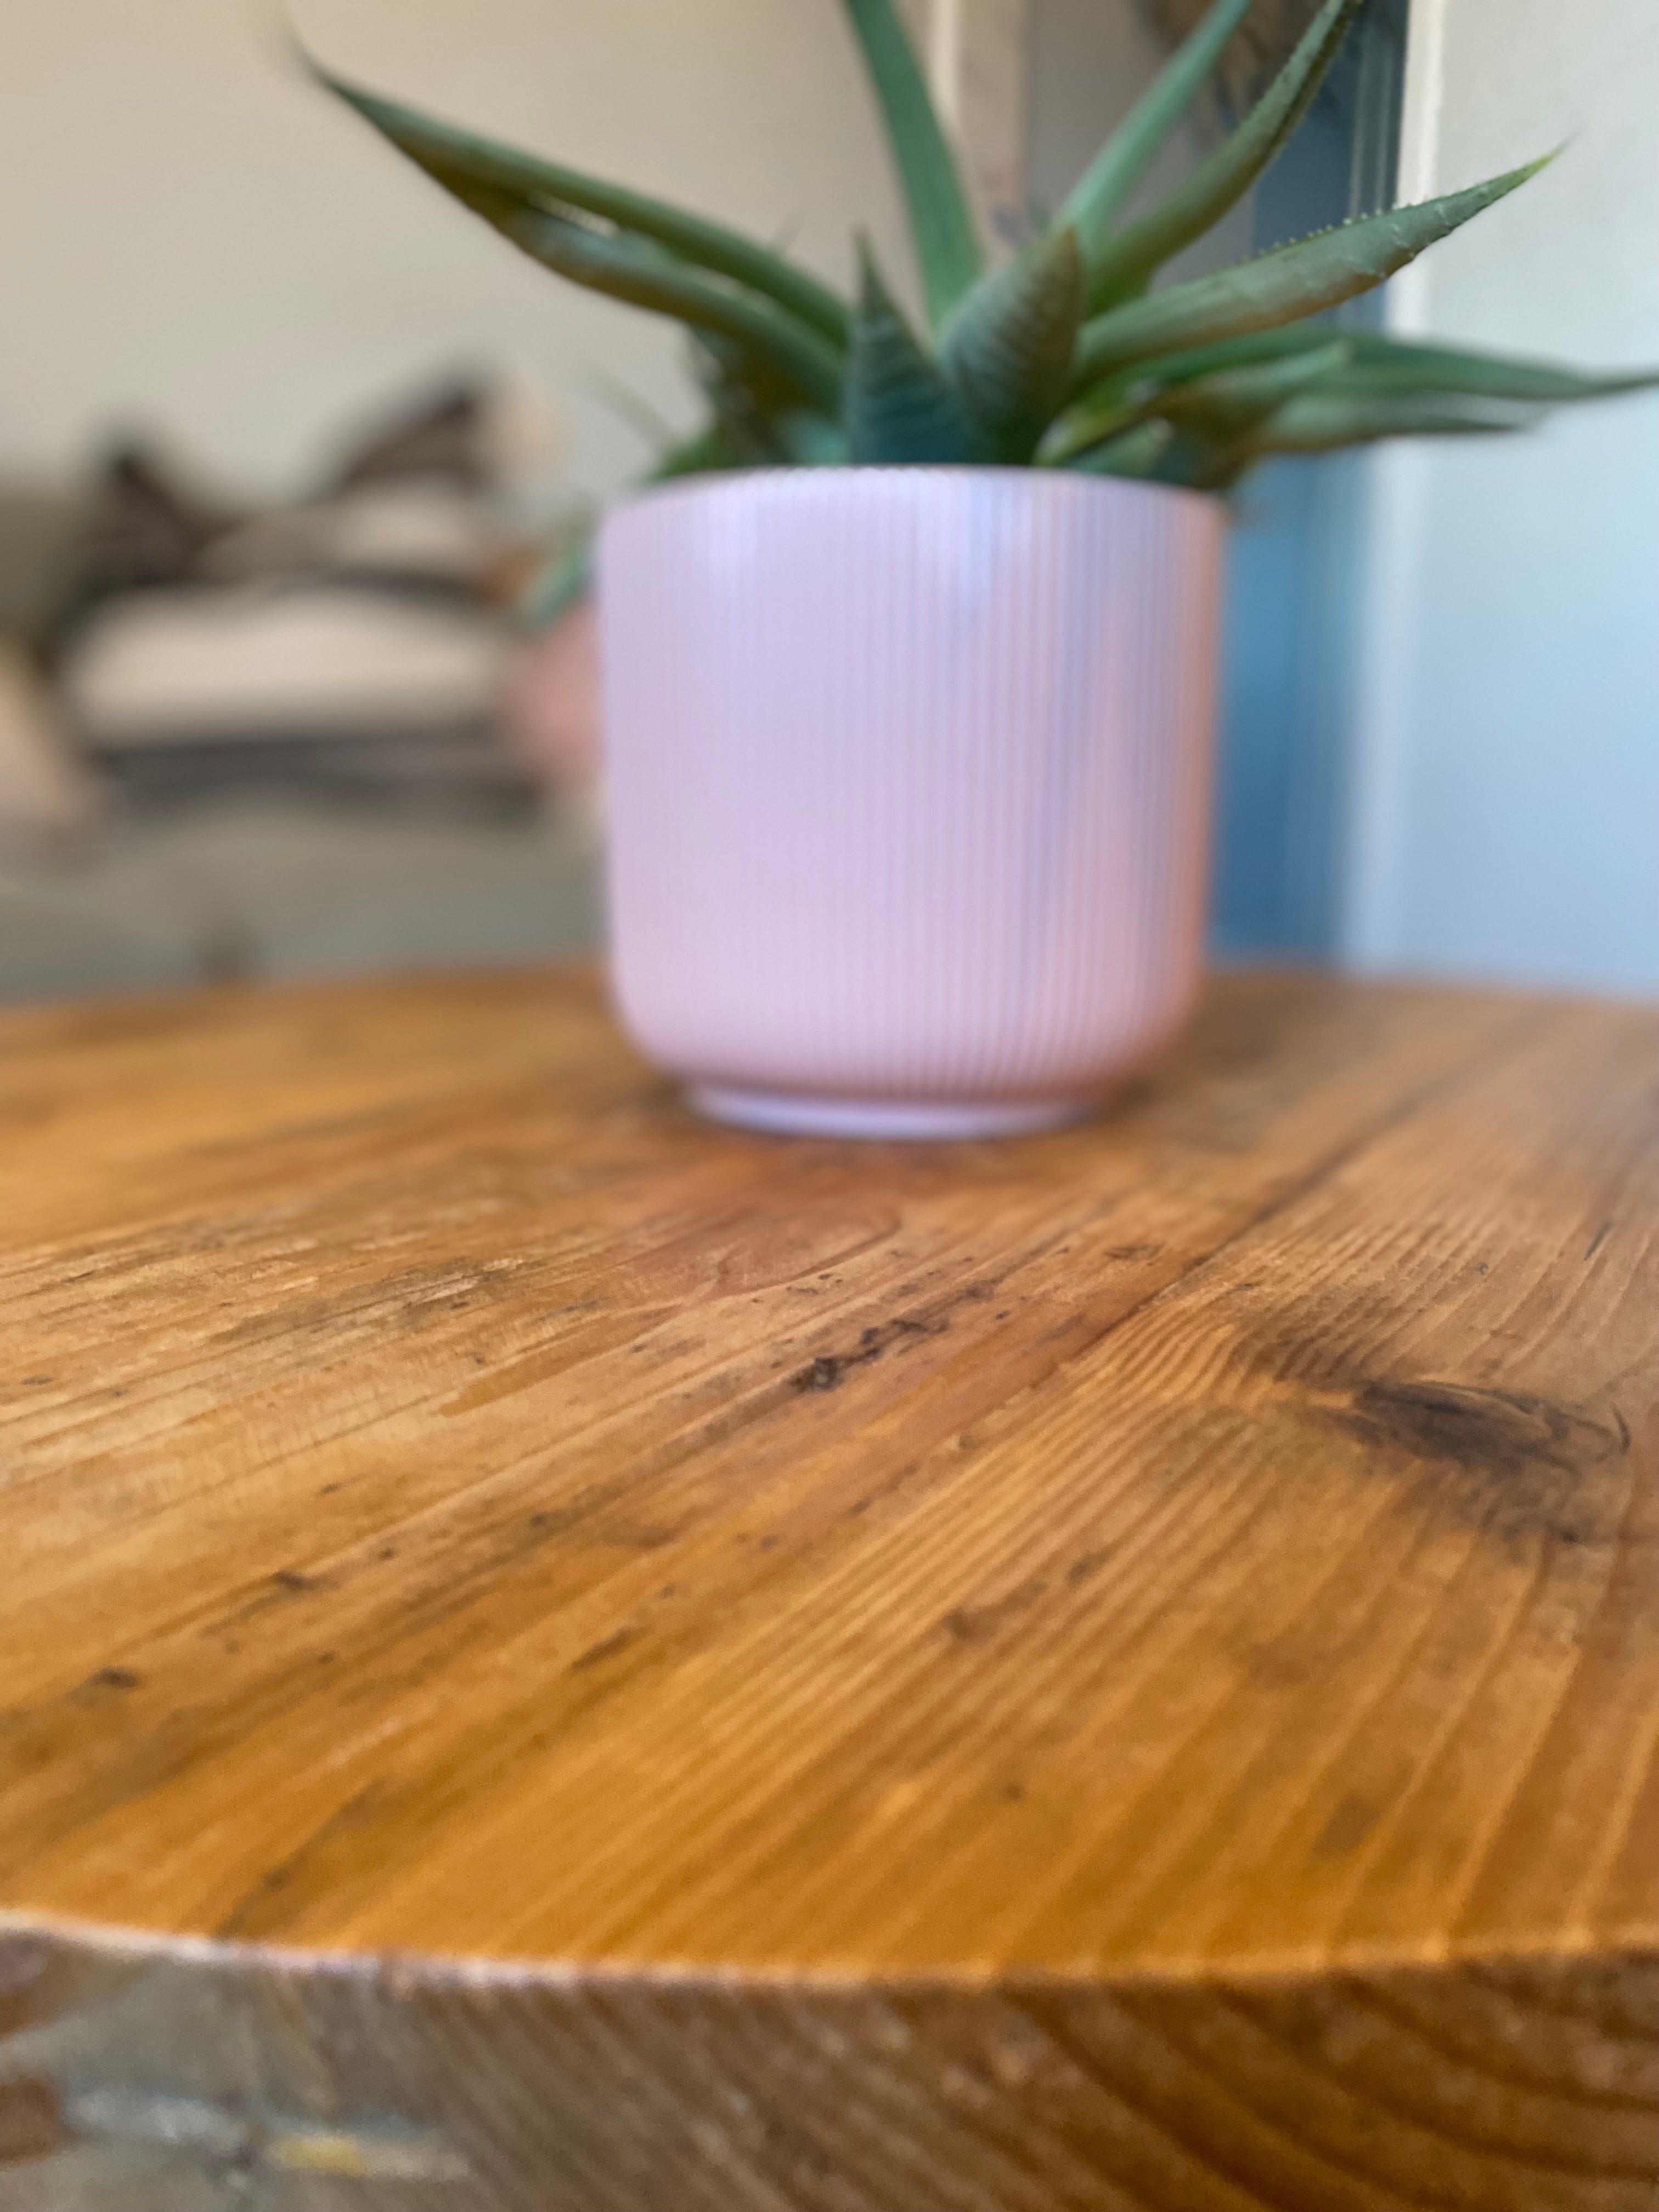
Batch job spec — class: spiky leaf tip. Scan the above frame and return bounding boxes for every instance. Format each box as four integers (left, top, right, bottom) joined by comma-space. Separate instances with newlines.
942, 227, 1086, 462
843, 242, 982, 465
1082, 0, 1365, 314
1071, 152, 1555, 389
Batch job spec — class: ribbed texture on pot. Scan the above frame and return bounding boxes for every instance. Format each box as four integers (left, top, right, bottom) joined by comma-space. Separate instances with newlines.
599, 468, 1223, 1126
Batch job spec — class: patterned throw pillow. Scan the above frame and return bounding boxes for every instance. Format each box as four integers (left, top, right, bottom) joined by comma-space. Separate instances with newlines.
48, 382, 539, 820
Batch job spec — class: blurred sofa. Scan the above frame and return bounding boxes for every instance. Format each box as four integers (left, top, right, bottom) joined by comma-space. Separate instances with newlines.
0, 382, 603, 1003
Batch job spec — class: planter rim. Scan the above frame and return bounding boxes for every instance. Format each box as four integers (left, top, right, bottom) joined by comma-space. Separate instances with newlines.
607, 464, 1222, 528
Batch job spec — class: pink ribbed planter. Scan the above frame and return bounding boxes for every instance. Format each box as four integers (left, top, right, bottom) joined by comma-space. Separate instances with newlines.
598, 468, 1224, 1139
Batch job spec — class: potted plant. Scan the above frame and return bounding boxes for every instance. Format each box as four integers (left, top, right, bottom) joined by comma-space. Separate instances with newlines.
317, 0, 1654, 1137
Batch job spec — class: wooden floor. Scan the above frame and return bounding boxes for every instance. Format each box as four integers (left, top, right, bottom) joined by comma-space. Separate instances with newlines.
0, 966, 1655, 2208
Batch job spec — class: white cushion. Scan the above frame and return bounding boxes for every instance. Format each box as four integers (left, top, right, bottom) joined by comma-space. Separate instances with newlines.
62, 582, 509, 746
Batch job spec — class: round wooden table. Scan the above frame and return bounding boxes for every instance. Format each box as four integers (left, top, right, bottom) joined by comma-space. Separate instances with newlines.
2, 967, 1655, 2208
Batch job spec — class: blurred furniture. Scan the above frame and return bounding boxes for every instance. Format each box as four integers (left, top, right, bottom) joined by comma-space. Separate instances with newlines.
2, 967, 1654, 2209
0, 387, 604, 1000
0, 803, 601, 1000
7, 385, 538, 809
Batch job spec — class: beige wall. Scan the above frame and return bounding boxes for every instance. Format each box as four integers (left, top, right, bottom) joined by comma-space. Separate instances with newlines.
0, 0, 913, 504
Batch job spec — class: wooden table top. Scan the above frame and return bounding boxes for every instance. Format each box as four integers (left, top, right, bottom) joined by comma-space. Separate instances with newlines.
1, 966, 1655, 2209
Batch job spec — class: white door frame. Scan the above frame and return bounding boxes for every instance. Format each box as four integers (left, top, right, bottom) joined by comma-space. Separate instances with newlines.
905, 0, 1032, 250
1340, 0, 1446, 967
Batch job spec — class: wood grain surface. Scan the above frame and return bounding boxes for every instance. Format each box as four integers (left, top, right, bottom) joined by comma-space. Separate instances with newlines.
1, 966, 1655, 2209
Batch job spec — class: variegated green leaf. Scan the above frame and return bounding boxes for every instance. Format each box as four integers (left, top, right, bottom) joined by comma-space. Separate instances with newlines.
1063, 0, 1252, 256
317, 66, 850, 347
840, 0, 983, 328
1072, 155, 1551, 388
941, 227, 1085, 461
843, 244, 981, 464
1084, 0, 1363, 313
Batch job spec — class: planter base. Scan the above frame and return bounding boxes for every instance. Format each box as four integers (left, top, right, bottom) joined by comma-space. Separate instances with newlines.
687, 1085, 1096, 1142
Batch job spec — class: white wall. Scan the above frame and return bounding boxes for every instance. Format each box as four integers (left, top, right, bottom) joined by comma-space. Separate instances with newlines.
0, 0, 911, 505
1346, 0, 1659, 994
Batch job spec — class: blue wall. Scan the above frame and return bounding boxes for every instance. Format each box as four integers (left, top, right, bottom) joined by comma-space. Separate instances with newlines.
1209, 0, 1407, 960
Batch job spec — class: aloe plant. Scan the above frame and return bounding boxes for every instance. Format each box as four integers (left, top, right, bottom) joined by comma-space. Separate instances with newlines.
313, 0, 1655, 621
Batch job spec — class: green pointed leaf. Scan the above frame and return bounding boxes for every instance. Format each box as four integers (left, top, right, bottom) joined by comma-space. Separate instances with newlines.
1147, 426, 1239, 487
1071, 357, 1570, 487
689, 332, 851, 465
1063, 417, 1230, 487
1084, 0, 1364, 313
1155, 339, 1356, 434
1235, 388, 1545, 459
317, 66, 850, 348
1039, 396, 1138, 464
692, 329, 809, 453
941, 227, 1085, 460
1046, 318, 1658, 419
1072, 154, 1551, 388
1041, 328, 1339, 456
844, 244, 981, 464
1067, 324, 1344, 403
1328, 332, 1659, 404
1063, 0, 1252, 255
429, 171, 845, 415
840, 0, 983, 328
1044, 336, 1349, 463
1066, 420, 1175, 479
